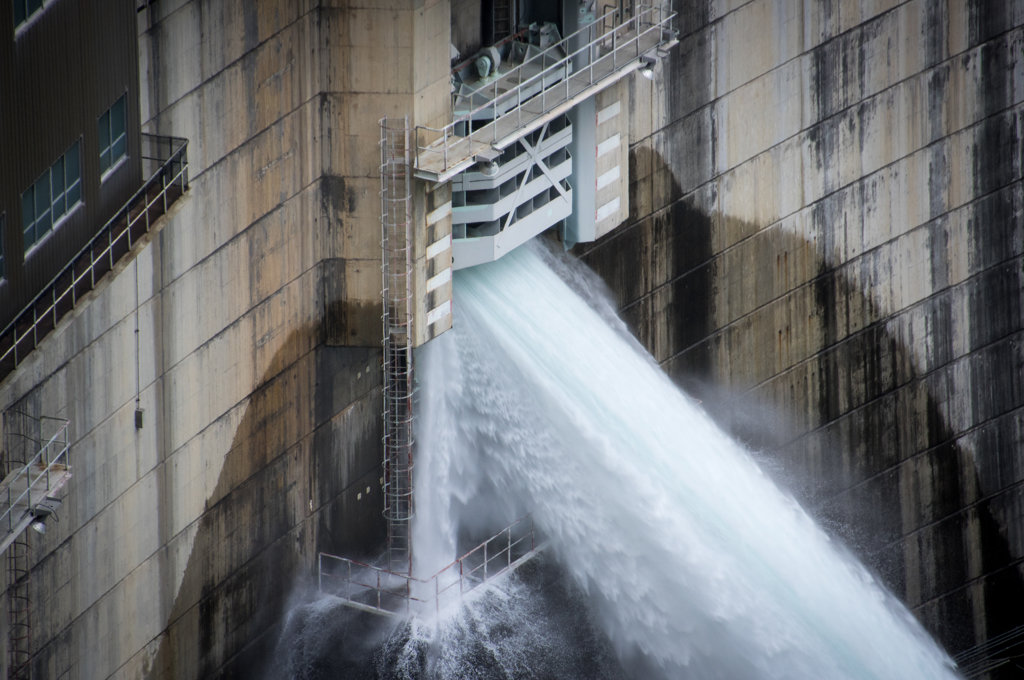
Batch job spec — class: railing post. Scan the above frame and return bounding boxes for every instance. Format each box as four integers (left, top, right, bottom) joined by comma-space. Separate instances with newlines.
613, 22, 617, 70
590, 23, 595, 85
518, 80, 522, 128
566, 57, 570, 100
590, 22, 594, 67
484, 542, 488, 581
318, 554, 322, 592
508, 528, 512, 568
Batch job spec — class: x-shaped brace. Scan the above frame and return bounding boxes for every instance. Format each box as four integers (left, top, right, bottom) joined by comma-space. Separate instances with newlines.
499, 121, 570, 236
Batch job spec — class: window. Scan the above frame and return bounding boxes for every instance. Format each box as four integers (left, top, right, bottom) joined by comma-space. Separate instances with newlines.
22, 140, 81, 252
99, 95, 127, 176
13, 0, 43, 30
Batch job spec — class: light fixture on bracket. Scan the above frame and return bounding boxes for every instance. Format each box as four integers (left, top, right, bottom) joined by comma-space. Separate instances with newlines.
475, 147, 502, 177
639, 56, 657, 80
29, 496, 62, 535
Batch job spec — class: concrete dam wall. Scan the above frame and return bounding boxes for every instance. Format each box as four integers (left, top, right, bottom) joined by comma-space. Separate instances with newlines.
0, 0, 1020, 677
579, 0, 1024, 664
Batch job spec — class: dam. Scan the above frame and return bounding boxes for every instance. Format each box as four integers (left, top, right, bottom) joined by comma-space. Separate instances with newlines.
0, 0, 1021, 678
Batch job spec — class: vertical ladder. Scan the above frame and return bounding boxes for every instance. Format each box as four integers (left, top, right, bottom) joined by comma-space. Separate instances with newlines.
492, 0, 514, 41
4, 409, 35, 680
7, 535, 30, 680
380, 117, 415, 576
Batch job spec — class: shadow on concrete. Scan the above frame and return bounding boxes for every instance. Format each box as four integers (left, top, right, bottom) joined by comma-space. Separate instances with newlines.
142, 325, 385, 679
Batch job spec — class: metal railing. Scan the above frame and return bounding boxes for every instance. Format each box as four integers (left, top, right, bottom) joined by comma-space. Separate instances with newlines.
0, 417, 69, 535
0, 135, 188, 381
319, 515, 540, 616
415, 1, 675, 173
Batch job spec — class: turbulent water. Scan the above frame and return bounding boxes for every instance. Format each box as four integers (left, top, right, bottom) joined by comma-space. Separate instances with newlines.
273, 242, 960, 679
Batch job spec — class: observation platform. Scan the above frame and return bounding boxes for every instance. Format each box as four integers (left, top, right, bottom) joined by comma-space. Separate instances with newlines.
319, 515, 544, 617
414, 3, 677, 183
0, 418, 72, 555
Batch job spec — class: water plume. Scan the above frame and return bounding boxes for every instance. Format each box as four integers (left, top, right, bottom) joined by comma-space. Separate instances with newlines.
409, 242, 959, 680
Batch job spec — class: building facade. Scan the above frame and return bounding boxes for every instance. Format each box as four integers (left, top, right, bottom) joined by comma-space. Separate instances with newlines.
0, 0, 142, 329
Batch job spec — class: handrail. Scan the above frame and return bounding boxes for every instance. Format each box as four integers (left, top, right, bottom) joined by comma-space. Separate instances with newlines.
420, 3, 667, 157
319, 514, 540, 616
0, 135, 189, 380
0, 419, 69, 535
416, 1, 674, 173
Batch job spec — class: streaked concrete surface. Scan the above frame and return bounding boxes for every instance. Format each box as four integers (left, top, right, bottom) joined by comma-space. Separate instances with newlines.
581, 0, 1024, 662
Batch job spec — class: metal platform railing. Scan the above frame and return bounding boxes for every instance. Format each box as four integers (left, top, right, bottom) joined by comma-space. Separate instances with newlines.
414, 1, 676, 181
319, 515, 541, 617
0, 417, 70, 545
0, 135, 189, 382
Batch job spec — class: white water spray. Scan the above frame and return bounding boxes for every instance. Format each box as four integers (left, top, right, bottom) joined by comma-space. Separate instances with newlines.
412, 242, 959, 679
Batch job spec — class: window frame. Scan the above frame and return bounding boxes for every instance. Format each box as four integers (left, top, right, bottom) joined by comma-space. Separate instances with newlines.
22, 139, 83, 255
98, 93, 129, 180
13, 0, 46, 34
